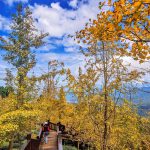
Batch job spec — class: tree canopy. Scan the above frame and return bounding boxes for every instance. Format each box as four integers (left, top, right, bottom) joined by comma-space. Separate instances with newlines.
0, 1, 150, 150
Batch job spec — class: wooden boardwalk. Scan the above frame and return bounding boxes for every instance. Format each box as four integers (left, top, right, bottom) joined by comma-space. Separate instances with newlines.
39, 131, 58, 150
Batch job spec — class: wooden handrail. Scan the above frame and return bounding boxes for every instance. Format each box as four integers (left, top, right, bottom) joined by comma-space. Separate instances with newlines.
24, 139, 40, 150
49, 122, 58, 131
21, 140, 30, 150
22, 121, 66, 150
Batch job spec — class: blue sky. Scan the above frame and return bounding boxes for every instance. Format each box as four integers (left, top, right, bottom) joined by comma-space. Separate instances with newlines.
0, 0, 100, 85
0, 0, 149, 86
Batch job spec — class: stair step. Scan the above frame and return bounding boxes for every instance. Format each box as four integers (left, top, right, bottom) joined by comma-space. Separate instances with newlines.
40, 131, 58, 150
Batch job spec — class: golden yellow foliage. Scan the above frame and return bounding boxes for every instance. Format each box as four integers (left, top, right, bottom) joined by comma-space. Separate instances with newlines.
76, 0, 150, 61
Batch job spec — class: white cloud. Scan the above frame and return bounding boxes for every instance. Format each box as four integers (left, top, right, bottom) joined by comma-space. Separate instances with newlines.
4, 0, 28, 6
51, 2, 62, 10
32, 0, 99, 38
35, 36, 57, 52
0, 15, 10, 31
123, 57, 150, 84
37, 52, 84, 65
0, 0, 149, 87
31, 0, 99, 54
35, 52, 86, 76
53, 36, 80, 52
64, 46, 77, 52
68, 0, 78, 8
36, 44, 56, 52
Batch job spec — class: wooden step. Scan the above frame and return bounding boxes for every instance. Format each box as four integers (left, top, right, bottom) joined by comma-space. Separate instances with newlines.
39, 131, 58, 150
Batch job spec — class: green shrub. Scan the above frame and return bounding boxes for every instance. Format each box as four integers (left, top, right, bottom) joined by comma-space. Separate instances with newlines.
63, 145, 77, 150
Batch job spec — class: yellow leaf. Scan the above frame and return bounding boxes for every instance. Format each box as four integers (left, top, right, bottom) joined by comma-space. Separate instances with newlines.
142, 0, 150, 3
133, 2, 142, 8
117, 14, 122, 22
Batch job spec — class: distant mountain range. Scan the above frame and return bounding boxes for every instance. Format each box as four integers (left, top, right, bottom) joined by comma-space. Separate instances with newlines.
138, 104, 150, 116
135, 87, 150, 116
134, 87, 150, 105
66, 87, 150, 104
66, 87, 150, 116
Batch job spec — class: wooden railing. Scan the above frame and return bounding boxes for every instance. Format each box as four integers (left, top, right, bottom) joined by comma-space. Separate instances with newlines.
22, 134, 40, 150
49, 122, 58, 131
22, 121, 66, 150
24, 139, 40, 150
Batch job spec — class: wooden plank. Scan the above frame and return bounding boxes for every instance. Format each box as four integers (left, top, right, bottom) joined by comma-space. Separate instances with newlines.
39, 131, 58, 150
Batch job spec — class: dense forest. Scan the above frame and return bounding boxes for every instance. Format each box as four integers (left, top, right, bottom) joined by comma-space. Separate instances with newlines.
0, 0, 150, 150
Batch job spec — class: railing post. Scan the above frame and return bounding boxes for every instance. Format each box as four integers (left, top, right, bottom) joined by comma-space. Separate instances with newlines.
57, 125, 60, 134
57, 124, 63, 150
27, 134, 31, 140
21, 134, 31, 150
58, 134, 63, 150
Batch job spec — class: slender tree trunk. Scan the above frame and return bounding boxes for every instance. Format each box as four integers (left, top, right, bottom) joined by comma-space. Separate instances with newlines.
102, 42, 108, 150
103, 92, 108, 150
8, 137, 14, 150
